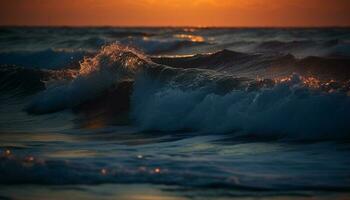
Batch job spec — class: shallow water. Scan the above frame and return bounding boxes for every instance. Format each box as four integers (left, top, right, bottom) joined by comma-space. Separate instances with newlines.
0, 27, 350, 199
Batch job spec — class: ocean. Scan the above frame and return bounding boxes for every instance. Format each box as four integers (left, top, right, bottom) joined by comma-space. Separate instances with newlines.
0, 27, 350, 200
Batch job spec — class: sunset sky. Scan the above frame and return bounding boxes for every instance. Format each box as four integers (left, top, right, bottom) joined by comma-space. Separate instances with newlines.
1, 0, 350, 27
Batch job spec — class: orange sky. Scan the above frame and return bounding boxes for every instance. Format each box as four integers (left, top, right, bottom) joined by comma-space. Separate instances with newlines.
1, 0, 350, 27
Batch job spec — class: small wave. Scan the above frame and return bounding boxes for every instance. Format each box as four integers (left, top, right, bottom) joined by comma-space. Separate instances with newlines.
1, 153, 349, 191
0, 154, 281, 186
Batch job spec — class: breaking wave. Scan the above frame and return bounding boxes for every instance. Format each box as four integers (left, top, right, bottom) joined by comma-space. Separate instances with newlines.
15, 44, 350, 140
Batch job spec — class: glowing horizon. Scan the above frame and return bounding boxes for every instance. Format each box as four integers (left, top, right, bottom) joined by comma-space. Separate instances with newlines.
1, 0, 350, 27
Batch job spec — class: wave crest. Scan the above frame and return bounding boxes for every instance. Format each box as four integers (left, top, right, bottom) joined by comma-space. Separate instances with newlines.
26, 44, 147, 114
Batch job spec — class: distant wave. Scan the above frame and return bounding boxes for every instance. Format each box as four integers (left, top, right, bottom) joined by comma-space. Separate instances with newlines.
152, 49, 252, 69
122, 37, 208, 55
152, 49, 350, 81
210, 39, 350, 58
56, 37, 107, 50
106, 31, 156, 38
0, 49, 88, 69
255, 39, 350, 58
3, 28, 349, 58
257, 40, 317, 51
21, 44, 350, 140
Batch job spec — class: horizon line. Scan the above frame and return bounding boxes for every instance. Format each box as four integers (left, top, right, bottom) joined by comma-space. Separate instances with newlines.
1, 25, 350, 29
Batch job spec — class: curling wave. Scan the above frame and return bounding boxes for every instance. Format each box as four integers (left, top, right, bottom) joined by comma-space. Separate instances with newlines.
25, 44, 350, 140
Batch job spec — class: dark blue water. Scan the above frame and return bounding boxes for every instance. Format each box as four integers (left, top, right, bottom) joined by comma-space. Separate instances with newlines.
1, 27, 350, 200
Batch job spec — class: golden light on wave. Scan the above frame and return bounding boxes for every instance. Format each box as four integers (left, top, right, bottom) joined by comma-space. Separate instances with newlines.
174, 34, 205, 42
48, 150, 99, 158
24, 156, 35, 162
275, 76, 322, 88
273, 74, 350, 95
183, 28, 197, 32
302, 77, 321, 88
154, 168, 161, 173
79, 117, 107, 129
4, 149, 11, 156
101, 168, 108, 175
